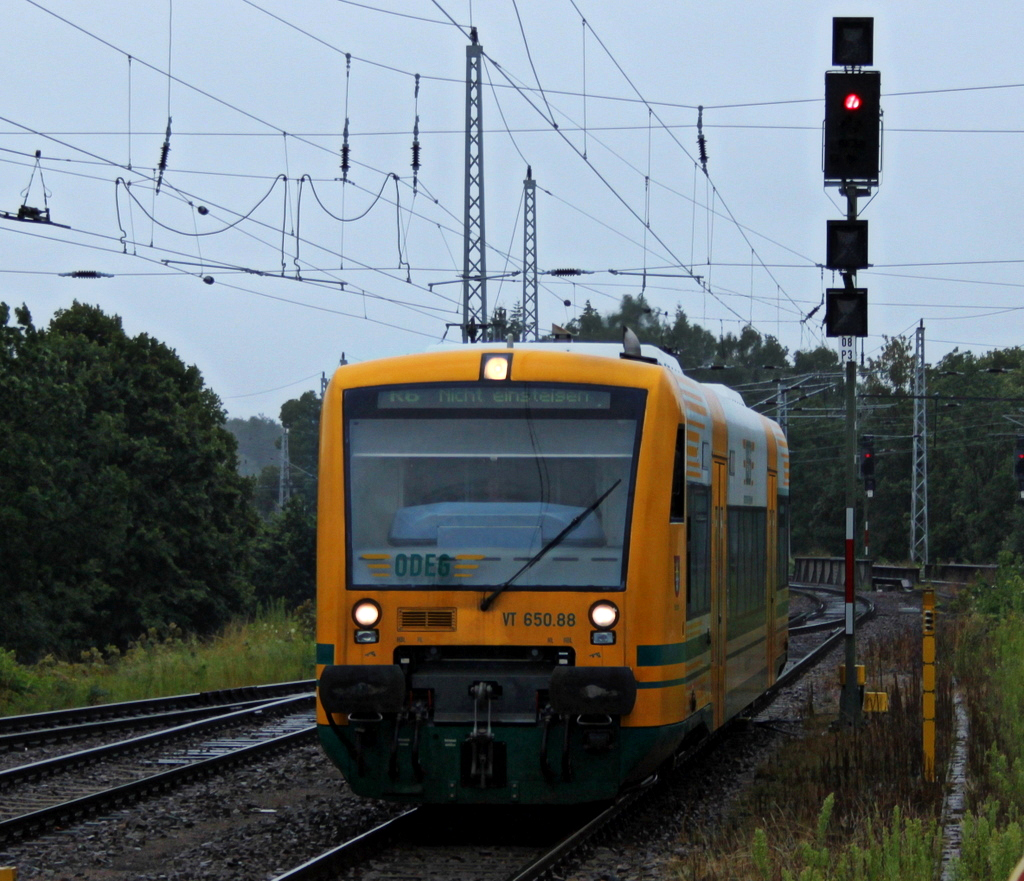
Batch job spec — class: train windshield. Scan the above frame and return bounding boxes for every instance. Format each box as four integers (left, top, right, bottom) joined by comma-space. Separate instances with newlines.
343, 382, 645, 590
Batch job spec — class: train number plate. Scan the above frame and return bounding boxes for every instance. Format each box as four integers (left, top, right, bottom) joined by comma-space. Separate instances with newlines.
502, 612, 577, 627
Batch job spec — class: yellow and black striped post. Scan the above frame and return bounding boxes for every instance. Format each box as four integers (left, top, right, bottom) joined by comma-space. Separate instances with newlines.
922, 588, 936, 782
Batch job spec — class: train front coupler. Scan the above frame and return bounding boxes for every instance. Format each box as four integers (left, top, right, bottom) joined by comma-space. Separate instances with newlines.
465, 680, 498, 788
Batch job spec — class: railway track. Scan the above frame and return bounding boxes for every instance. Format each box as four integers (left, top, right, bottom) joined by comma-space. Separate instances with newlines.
263, 598, 874, 881
789, 582, 876, 632
0, 591, 874, 875
0, 688, 316, 846
0, 679, 313, 743
266, 796, 642, 881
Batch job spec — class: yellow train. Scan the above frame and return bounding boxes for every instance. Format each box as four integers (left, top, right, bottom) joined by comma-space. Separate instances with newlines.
316, 339, 789, 804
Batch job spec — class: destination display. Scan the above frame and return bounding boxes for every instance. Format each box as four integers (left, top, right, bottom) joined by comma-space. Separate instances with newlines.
377, 385, 612, 410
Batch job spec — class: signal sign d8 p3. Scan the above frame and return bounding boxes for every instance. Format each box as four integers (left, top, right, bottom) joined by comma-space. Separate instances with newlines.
824, 71, 881, 182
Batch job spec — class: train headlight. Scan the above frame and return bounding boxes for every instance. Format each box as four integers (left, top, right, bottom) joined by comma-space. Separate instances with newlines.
352, 599, 382, 628
589, 601, 619, 630
480, 353, 512, 381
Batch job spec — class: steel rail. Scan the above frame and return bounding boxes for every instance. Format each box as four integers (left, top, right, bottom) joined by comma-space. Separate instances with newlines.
788, 583, 875, 634
0, 712, 316, 845
0, 679, 314, 736
0, 694, 313, 789
267, 809, 420, 881
268, 606, 875, 881
0, 695, 309, 751
788, 586, 828, 627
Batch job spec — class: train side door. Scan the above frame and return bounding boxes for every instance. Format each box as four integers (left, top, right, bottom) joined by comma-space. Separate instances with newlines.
710, 457, 728, 728
765, 472, 778, 684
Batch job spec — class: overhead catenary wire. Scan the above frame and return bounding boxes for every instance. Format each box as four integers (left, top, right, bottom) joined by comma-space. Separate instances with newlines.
0, 211, 457, 319
8, 0, 830, 343
12, 0, 1024, 372
0, 104, 471, 313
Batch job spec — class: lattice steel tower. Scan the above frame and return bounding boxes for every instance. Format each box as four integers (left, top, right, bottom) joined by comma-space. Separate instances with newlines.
278, 427, 291, 509
910, 320, 929, 564
522, 167, 538, 341
462, 30, 487, 342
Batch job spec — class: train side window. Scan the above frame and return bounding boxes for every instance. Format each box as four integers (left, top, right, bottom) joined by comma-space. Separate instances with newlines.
686, 483, 711, 615
670, 426, 686, 521
727, 507, 767, 615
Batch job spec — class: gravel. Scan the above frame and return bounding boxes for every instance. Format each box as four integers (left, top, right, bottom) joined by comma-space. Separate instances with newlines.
0, 589, 922, 881
565, 588, 925, 881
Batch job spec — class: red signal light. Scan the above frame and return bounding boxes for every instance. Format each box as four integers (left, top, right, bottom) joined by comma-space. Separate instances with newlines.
824, 71, 881, 180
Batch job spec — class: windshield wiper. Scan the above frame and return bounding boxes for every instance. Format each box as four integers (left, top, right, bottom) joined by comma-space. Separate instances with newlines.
479, 478, 622, 612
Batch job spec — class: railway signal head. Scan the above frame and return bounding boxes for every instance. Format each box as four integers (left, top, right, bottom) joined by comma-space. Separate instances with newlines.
922, 608, 935, 634
825, 288, 868, 337
860, 435, 875, 496
824, 70, 881, 182
832, 17, 874, 67
826, 219, 869, 270
1015, 436, 1024, 498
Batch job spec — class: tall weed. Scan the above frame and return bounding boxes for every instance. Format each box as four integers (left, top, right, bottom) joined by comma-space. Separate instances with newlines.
670, 625, 947, 880
0, 601, 314, 716
950, 555, 1024, 878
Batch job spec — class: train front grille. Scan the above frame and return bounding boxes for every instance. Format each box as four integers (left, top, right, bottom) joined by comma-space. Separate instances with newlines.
398, 608, 457, 631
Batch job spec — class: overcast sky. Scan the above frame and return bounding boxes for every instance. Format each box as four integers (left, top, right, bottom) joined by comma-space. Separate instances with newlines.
2, 1, 1022, 420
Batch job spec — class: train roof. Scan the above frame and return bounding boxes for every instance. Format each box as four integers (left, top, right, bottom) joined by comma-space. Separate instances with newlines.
426, 339, 682, 373
426, 340, 752, 407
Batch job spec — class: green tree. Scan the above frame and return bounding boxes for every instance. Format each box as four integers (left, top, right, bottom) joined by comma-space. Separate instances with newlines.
0, 302, 258, 660
856, 336, 917, 562
227, 415, 284, 477
854, 339, 1024, 564
784, 368, 846, 556
508, 295, 1024, 564
246, 390, 323, 607
280, 390, 321, 505
793, 345, 840, 374
927, 347, 1024, 563
252, 464, 282, 519
251, 495, 316, 609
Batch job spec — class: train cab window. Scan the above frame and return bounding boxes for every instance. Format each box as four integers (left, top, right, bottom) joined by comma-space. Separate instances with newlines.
670, 426, 686, 522
686, 483, 711, 615
342, 382, 645, 591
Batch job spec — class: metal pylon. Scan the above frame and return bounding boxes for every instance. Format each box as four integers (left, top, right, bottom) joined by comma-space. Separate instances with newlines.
910, 320, 929, 564
278, 427, 291, 509
522, 167, 538, 341
462, 30, 487, 342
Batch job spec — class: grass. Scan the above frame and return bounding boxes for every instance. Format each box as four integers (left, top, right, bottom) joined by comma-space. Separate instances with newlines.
666, 557, 1024, 880
947, 558, 1024, 881
0, 600, 316, 717
5, 564, 1024, 877
668, 623, 950, 881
